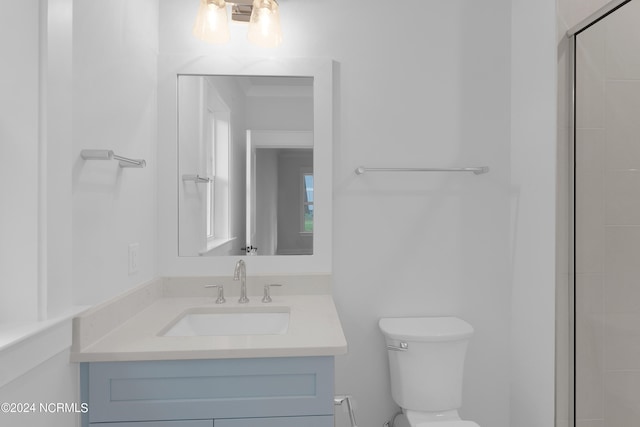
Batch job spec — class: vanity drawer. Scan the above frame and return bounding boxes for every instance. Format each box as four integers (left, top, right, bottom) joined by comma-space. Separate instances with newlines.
91, 422, 213, 427
216, 416, 333, 427
86, 357, 334, 423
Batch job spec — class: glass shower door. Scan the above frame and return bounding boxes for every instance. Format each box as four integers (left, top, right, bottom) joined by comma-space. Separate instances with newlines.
574, 1, 640, 425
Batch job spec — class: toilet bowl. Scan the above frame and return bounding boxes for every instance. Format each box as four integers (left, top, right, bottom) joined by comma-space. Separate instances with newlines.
379, 316, 480, 427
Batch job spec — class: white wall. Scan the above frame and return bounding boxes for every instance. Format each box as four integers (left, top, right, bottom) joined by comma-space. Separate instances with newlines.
0, 0, 40, 322
0, 2, 159, 426
72, 0, 159, 305
178, 75, 246, 256
159, 1, 513, 426
44, 0, 74, 319
510, 0, 558, 426
0, 350, 79, 427
178, 76, 206, 255
0, 2, 78, 426
207, 76, 248, 256
0, 1, 561, 426
209, 76, 247, 255
246, 96, 313, 131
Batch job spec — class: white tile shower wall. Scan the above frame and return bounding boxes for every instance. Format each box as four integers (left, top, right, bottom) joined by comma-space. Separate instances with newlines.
575, 11, 606, 426
605, 81, 640, 170
72, 0, 159, 305
575, 129, 605, 274
566, 0, 615, 29
575, 1, 640, 425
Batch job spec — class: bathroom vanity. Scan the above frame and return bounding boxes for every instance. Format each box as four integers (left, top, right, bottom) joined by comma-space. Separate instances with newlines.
71, 277, 346, 427
82, 357, 334, 426
72, 54, 340, 426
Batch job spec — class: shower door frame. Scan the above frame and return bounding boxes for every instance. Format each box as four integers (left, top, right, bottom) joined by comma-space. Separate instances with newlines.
567, 1, 635, 426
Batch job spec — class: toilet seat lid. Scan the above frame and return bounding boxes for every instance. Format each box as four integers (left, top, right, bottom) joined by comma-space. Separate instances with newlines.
417, 422, 480, 427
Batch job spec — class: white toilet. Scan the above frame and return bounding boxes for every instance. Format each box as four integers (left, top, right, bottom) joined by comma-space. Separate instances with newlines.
379, 316, 480, 427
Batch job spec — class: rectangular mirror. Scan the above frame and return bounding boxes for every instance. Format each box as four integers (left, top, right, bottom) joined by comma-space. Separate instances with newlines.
178, 75, 314, 256
158, 57, 332, 275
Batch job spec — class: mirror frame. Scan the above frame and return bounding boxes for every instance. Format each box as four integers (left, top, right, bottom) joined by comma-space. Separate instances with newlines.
158, 56, 333, 275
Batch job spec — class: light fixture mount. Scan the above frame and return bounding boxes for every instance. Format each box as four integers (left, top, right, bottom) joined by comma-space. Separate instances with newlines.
193, 0, 282, 48
231, 2, 253, 22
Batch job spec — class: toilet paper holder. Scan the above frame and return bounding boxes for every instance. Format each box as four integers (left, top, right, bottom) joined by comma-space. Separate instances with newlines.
334, 395, 358, 427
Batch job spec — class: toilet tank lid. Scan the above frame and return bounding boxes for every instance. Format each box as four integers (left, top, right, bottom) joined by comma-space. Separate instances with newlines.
378, 316, 473, 342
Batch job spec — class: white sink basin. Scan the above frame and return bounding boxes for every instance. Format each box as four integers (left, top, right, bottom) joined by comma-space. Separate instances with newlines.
160, 307, 290, 337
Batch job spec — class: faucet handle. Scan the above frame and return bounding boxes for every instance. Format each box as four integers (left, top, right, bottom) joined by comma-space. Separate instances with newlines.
205, 284, 226, 304
262, 284, 283, 303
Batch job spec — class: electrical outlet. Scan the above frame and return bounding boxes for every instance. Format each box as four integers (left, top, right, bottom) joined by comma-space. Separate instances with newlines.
128, 243, 140, 275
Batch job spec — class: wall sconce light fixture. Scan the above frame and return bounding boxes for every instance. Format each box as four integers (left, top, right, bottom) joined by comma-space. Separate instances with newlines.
193, 0, 283, 48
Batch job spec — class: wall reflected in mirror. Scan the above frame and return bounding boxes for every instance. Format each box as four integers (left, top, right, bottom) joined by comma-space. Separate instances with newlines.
178, 74, 314, 257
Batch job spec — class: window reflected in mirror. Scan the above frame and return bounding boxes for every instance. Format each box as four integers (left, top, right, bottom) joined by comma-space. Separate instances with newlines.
177, 75, 314, 257
302, 172, 314, 233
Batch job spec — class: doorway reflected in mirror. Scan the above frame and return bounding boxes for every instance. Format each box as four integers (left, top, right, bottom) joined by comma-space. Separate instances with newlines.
177, 75, 314, 257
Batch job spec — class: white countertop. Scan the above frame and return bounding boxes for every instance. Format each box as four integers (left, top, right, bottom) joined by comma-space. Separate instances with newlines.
71, 294, 347, 362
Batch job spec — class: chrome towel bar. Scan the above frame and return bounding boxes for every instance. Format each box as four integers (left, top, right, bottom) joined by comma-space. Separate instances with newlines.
81, 149, 146, 168
182, 174, 211, 183
355, 166, 489, 175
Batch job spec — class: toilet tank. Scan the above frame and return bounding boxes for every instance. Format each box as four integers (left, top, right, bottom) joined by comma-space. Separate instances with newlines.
379, 317, 473, 412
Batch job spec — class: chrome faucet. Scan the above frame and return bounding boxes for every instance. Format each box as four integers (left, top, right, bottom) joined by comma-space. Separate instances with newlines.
233, 259, 249, 303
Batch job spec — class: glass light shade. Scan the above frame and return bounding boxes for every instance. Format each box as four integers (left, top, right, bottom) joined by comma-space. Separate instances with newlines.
247, 0, 283, 48
193, 0, 230, 44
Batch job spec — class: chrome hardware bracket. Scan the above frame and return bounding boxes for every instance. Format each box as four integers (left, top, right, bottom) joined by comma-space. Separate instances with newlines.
182, 174, 211, 183
334, 395, 358, 427
81, 149, 146, 168
386, 342, 409, 351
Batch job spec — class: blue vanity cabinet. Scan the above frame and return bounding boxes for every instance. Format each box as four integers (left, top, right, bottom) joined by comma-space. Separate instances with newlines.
216, 416, 333, 427
81, 356, 334, 427
97, 418, 331, 427
98, 422, 213, 427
